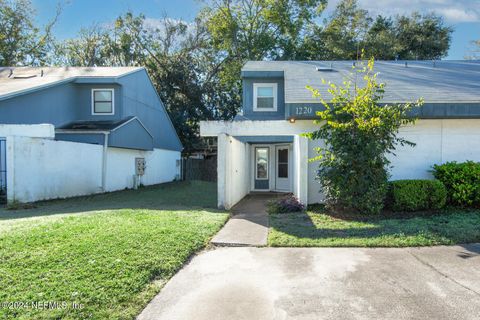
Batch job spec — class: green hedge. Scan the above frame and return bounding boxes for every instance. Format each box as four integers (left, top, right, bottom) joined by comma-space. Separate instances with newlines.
388, 180, 447, 212
433, 161, 480, 207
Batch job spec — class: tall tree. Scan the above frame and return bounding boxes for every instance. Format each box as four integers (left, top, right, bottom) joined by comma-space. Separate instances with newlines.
0, 0, 59, 66
53, 26, 109, 67
302, 0, 452, 61
394, 12, 452, 60
203, 0, 327, 114
363, 15, 399, 60
320, 0, 371, 60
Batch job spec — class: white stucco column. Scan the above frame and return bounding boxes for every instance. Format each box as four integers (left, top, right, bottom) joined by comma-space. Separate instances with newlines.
6, 136, 15, 203
217, 133, 228, 209
293, 134, 309, 205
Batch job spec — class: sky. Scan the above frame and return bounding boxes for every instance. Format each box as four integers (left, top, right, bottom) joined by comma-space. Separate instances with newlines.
32, 0, 480, 60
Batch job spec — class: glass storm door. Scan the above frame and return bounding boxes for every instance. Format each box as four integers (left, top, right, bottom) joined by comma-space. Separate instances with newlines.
275, 145, 290, 191
254, 147, 269, 190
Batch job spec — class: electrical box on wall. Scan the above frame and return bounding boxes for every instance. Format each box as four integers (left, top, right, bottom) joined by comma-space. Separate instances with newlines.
135, 158, 146, 176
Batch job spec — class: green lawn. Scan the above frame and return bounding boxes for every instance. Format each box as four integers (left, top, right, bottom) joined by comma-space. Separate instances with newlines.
269, 206, 480, 247
0, 181, 228, 320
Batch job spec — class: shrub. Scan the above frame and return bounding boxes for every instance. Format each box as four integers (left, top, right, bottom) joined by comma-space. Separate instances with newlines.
305, 57, 422, 214
267, 194, 305, 214
388, 179, 447, 212
433, 161, 480, 207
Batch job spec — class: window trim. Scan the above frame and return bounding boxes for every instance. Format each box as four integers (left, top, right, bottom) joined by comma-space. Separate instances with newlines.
255, 147, 269, 180
91, 88, 115, 115
253, 83, 277, 112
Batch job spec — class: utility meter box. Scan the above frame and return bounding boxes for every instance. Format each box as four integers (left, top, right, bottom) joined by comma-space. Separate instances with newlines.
135, 158, 146, 176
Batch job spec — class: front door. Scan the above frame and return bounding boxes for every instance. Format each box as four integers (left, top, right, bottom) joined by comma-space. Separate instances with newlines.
275, 145, 290, 191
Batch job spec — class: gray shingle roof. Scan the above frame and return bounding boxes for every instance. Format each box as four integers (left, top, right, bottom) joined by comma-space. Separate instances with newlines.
0, 66, 143, 99
242, 60, 480, 104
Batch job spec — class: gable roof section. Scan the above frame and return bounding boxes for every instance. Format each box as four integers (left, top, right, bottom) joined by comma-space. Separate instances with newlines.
0, 67, 143, 101
56, 116, 154, 151
242, 60, 480, 104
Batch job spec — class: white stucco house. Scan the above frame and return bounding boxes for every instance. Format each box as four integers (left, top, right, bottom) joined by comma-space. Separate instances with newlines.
200, 60, 480, 209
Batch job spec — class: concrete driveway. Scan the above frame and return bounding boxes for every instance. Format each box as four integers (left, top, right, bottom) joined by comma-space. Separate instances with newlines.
138, 244, 480, 320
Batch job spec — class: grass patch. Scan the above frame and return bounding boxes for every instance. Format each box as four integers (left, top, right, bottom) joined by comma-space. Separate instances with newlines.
268, 206, 480, 247
0, 181, 228, 320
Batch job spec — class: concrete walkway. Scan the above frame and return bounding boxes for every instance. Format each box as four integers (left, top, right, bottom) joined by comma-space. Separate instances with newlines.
137, 244, 480, 320
210, 193, 282, 246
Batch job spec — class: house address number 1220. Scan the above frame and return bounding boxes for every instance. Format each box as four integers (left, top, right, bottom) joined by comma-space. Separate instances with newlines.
295, 106, 313, 115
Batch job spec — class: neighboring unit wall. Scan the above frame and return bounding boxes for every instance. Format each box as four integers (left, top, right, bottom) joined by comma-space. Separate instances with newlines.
217, 133, 250, 209
389, 119, 480, 179
307, 138, 324, 204
0, 124, 54, 138
106, 147, 180, 191
118, 70, 183, 151
7, 136, 103, 203
0, 82, 78, 126
6, 137, 181, 203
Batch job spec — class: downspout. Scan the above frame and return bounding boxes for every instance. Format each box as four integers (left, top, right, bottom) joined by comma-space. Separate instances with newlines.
102, 132, 109, 192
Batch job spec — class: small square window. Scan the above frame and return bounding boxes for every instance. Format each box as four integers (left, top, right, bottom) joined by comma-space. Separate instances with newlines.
253, 83, 277, 111
92, 89, 114, 115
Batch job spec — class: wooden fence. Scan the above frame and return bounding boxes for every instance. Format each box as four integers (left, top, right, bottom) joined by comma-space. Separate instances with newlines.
182, 156, 217, 182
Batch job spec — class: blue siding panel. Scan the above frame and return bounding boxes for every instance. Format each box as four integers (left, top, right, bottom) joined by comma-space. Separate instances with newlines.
241, 77, 285, 120
0, 82, 78, 125
109, 119, 154, 150
0, 69, 183, 152
56, 133, 105, 145
286, 102, 480, 119
117, 70, 183, 151
254, 180, 269, 190
235, 136, 294, 144
75, 84, 122, 121
241, 71, 284, 78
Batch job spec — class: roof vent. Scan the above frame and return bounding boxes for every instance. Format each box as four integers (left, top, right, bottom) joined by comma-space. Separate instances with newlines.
13, 74, 37, 79
316, 63, 333, 72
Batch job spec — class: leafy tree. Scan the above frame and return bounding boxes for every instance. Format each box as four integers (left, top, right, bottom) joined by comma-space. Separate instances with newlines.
53, 26, 109, 67
0, 0, 59, 66
203, 0, 327, 114
302, 0, 452, 61
393, 12, 452, 60
319, 0, 371, 60
305, 58, 423, 214
363, 16, 399, 60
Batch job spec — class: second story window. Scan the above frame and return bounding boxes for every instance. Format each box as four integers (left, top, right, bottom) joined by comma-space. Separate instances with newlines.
92, 89, 114, 115
253, 83, 277, 111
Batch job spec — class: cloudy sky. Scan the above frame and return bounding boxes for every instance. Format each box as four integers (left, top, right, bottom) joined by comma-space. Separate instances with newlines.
33, 0, 480, 59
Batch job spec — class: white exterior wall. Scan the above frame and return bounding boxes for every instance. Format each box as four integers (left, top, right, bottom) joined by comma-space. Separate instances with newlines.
293, 135, 309, 205
7, 136, 103, 203
6, 136, 181, 203
201, 119, 480, 207
106, 147, 180, 191
0, 124, 54, 139
217, 133, 249, 209
308, 138, 325, 204
389, 119, 480, 180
